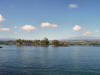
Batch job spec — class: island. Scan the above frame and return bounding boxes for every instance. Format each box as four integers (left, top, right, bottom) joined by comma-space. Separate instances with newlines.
16, 38, 100, 47
16, 38, 68, 46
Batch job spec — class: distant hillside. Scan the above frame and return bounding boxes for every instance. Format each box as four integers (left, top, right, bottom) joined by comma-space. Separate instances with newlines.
0, 40, 16, 45
0, 38, 16, 41
63, 36, 100, 41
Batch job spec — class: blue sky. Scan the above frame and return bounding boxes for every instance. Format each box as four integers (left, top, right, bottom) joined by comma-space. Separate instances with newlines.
0, 0, 100, 40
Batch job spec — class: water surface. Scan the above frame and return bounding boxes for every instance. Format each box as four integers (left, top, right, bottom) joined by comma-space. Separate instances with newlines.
0, 45, 100, 75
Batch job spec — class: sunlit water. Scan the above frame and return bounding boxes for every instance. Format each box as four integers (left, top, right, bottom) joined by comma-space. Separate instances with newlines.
0, 45, 100, 75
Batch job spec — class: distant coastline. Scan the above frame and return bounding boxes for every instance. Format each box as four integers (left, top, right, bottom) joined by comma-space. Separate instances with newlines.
1, 38, 100, 47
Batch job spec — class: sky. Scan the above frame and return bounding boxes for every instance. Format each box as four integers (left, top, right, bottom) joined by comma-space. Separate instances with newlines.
0, 0, 100, 40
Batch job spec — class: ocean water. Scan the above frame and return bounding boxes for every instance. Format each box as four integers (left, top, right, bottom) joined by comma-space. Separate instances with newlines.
0, 45, 100, 75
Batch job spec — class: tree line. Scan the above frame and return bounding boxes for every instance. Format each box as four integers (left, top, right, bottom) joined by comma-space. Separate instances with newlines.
16, 38, 68, 46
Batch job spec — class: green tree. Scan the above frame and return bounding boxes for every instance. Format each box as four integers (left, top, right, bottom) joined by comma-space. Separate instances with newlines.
16, 39, 24, 45
33, 40, 40, 46
40, 38, 49, 46
51, 40, 59, 46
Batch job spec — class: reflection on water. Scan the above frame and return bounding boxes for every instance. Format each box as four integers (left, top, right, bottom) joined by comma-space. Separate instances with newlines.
0, 46, 100, 75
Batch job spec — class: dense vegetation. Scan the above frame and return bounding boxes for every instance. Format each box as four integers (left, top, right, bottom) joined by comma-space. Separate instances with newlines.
16, 38, 68, 46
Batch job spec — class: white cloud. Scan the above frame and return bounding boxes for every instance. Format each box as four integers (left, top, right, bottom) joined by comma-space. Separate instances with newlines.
83, 31, 91, 36
14, 32, 18, 34
73, 25, 81, 31
95, 30, 100, 33
41, 22, 58, 28
0, 14, 5, 22
69, 4, 78, 8
0, 27, 10, 31
22, 25, 36, 31
14, 26, 17, 28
